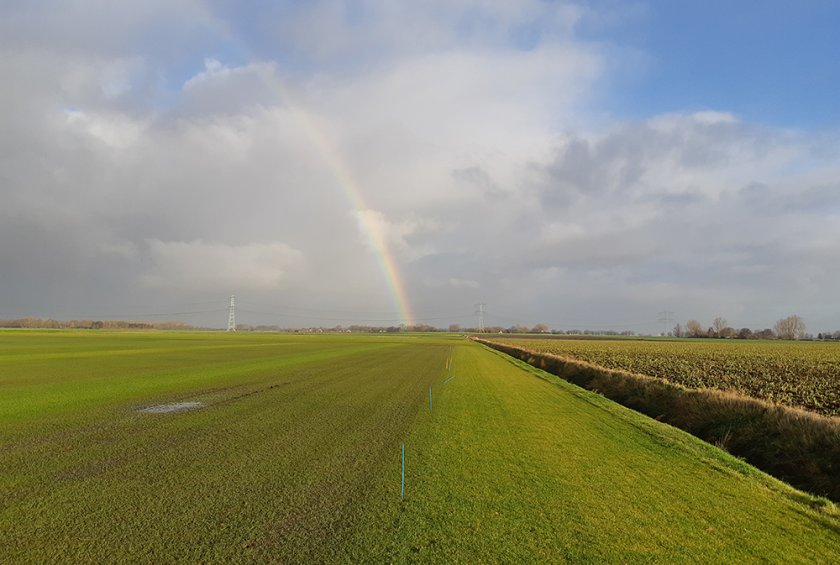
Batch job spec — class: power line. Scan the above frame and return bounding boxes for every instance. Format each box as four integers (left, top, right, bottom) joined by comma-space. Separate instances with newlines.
657, 310, 675, 336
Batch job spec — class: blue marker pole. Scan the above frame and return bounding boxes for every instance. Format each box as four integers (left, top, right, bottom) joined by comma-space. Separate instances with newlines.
401, 442, 405, 499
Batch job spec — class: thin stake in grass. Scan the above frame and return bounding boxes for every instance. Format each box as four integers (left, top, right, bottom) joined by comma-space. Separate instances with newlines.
429, 385, 433, 412
401, 442, 405, 499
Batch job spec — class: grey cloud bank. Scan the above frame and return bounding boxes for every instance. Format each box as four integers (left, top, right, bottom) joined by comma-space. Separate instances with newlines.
2, 1, 839, 333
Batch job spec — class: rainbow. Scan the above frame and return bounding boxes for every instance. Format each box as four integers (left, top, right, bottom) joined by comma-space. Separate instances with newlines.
287, 108, 415, 326
195, 54, 415, 325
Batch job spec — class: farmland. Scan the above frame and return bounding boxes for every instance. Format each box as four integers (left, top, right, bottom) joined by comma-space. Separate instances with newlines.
488, 336, 840, 416
1, 331, 838, 562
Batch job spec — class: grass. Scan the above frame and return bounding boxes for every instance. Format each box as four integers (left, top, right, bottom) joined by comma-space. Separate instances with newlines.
1, 331, 838, 562
478, 337, 840, 502
393, 342, 839, 563
1, 331, 442, 562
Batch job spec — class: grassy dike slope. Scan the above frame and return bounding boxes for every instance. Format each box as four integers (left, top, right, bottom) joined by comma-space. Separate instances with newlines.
392, 341, 839, 563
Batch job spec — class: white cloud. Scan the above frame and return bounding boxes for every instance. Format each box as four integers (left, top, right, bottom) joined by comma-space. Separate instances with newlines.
179, 59, 283, 116
690, 110, 739, 125
650, 110, 739, 130
421, 277, 480, 289
3, 1, 840, 330
352, 209, 440, 260
448, 278, 480, 289
64, 108, 145, 148
267, 0, 587, 63
142, 240, 304, 291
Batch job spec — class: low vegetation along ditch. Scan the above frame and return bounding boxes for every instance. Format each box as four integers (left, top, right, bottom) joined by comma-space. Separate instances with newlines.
475, 337, 840, 502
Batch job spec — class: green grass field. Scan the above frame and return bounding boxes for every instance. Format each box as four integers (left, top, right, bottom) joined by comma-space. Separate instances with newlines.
1, 331, 838, 563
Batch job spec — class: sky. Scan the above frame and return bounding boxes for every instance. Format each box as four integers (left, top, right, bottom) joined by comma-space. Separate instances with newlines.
2, 0, 840, 333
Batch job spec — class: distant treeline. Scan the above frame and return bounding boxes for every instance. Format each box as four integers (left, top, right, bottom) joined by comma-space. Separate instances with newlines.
237, 324, 446, 333
673, 315, 840, 341
6, 316, 840, 338
236, 324, 634, 334
0, 317, 194, 330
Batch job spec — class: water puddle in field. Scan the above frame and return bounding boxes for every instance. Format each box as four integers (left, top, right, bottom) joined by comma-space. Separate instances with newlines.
137, 401, 205, 414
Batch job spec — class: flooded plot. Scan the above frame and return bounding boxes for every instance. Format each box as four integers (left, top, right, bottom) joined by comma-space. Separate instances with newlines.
138, 401, 205, 414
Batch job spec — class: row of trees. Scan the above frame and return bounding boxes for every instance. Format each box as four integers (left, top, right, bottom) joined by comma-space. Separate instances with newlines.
556, 329, 637, 336
673, 315, 807, 340
259, 324, 628, 335
6, 316, 835, 340
0, 317, 193, 330
238, 324, 446, 333
446, 324, 548, 333
448, 324, 637, 335
817, 331, 840, 340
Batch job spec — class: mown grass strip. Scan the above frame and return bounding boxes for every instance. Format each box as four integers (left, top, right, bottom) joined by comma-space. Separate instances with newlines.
391, 339, 839, 563
477, 337, 840, 503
